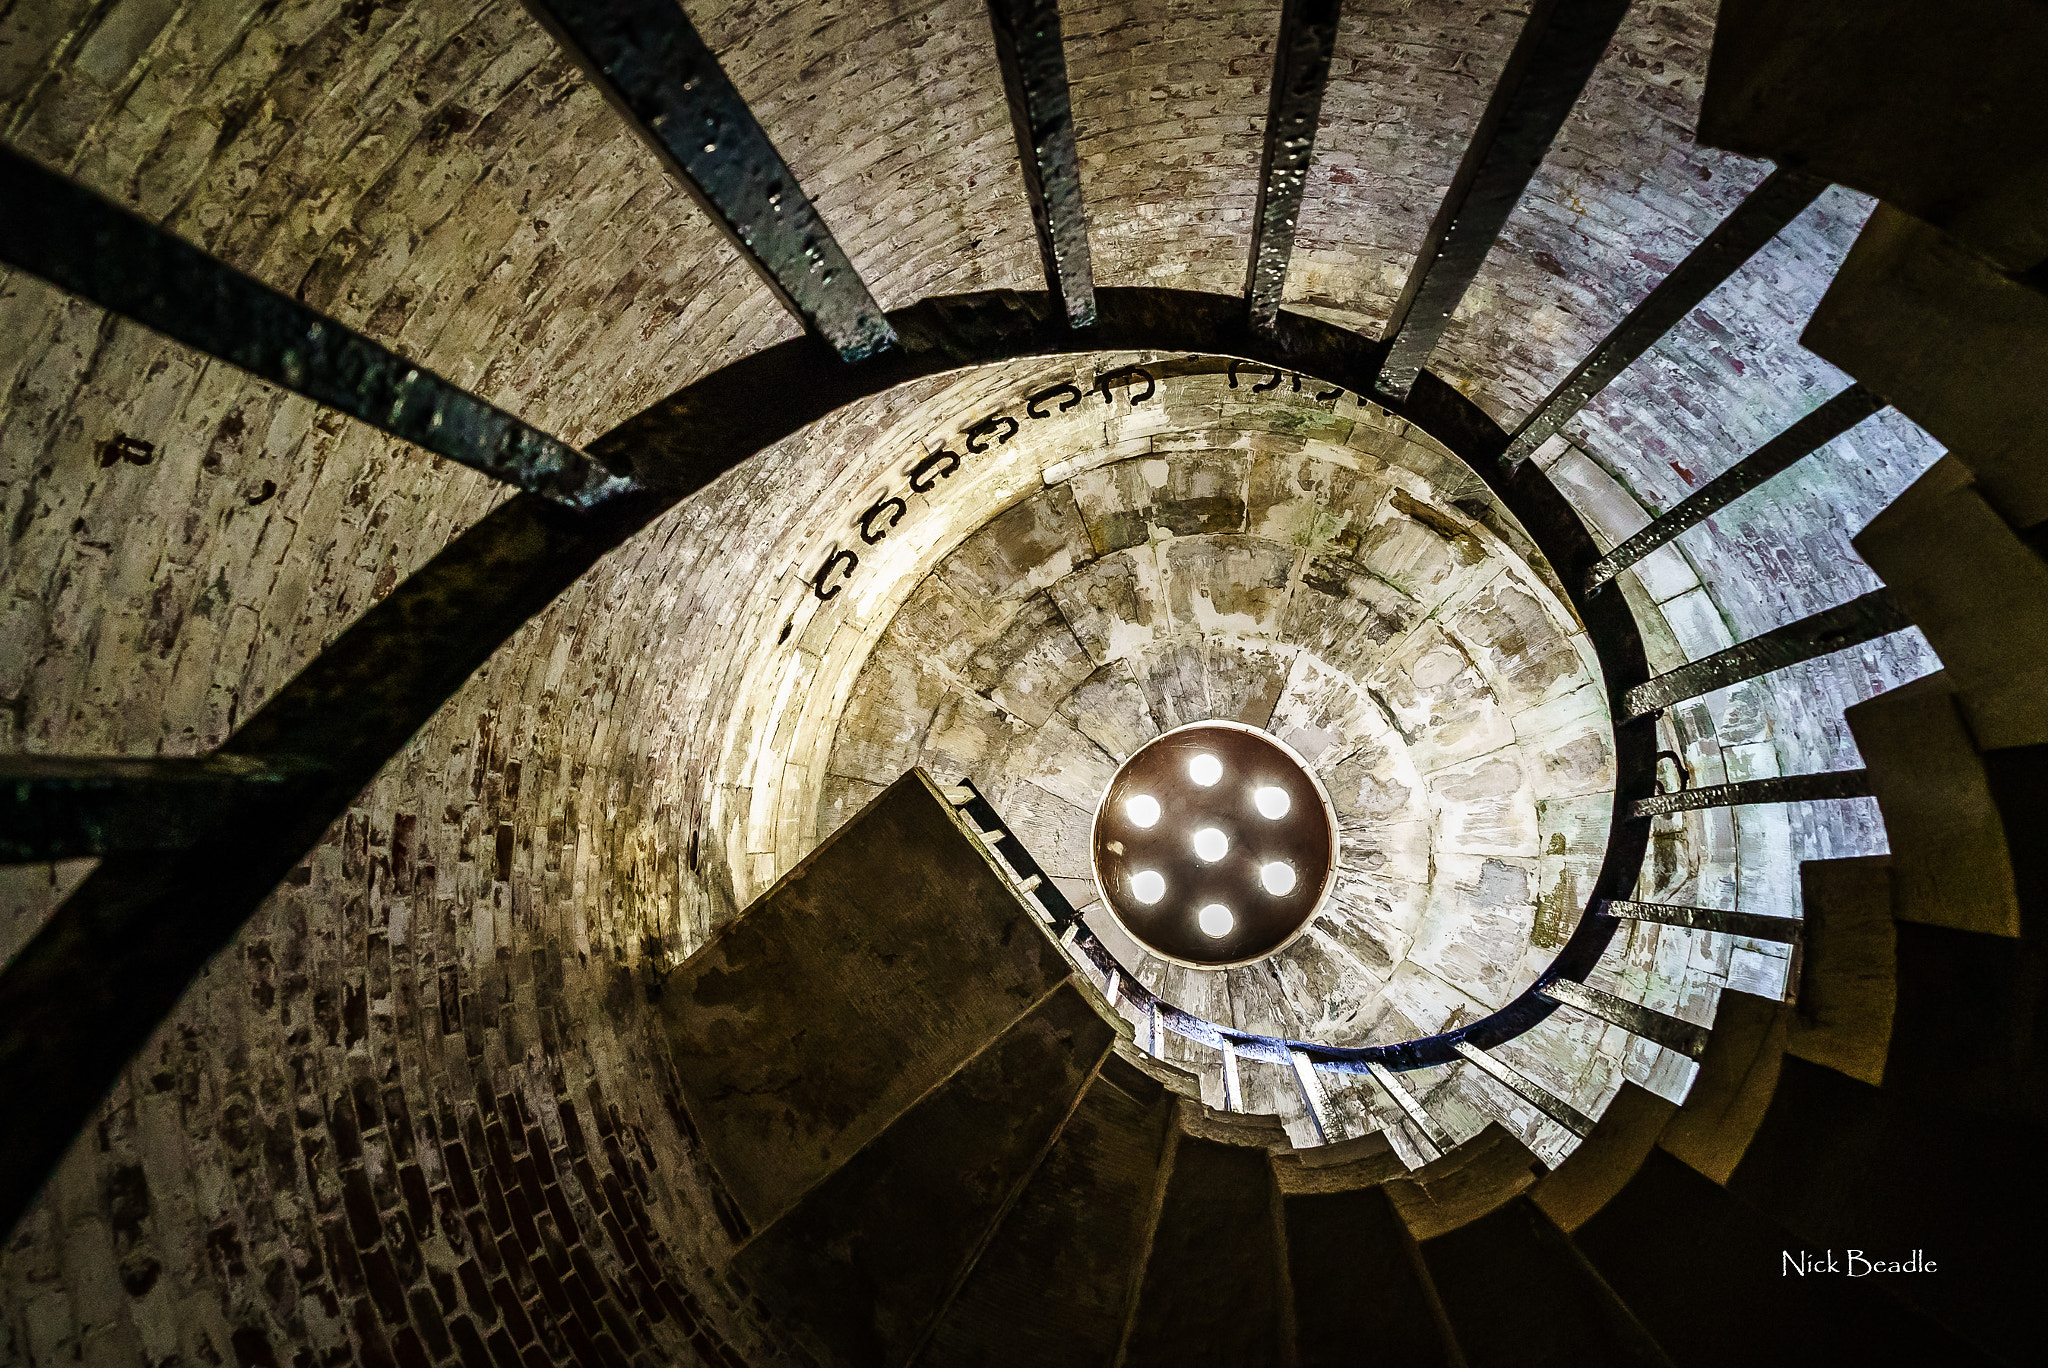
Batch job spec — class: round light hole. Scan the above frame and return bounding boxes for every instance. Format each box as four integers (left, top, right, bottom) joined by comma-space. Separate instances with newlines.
1125, 793, 1161, 828
1254, 785, 1291, 819
1130, 870, 1166, 904
1260, 861, 1298, 896
1191, 827, 1229, 862
1188, 752, 1223, 786
1198, 903, 1234, 938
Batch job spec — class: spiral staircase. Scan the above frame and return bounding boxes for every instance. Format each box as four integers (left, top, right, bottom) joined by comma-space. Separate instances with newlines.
2, 0, 2045, 1365
652, 764, 2023, 1367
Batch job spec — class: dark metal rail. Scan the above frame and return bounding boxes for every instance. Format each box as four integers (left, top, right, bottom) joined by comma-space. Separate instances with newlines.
1626, 769, 1874, 818
1246, 0, 1344, 332
1501, 167, 1829, 466
1622, 588, 1912, 718
986, 0, 1097, 327
1585, 383, 1887, 592
0, 146, 632, 508
522, 0, 896, 361
1374, 0, 1632, 398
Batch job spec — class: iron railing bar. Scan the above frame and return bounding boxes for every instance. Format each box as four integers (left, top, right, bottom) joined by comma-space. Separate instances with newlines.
0, 487, 674, 1238
1626, 769, 1874, 819
953, 776, 1082, 926
1538, 979, 1710, 1059
521, 0, 895, 361
1502, 167, 1830, 466
0, 145, 633, 508
1374, 0, 1633, 399
1365, 1060, 1452, 1156
1585, 383, 1887, 591
0, 754, 325, 863
1289, 1049, 1335, 1142
986, 0, 1097, 327
1599, 898, 1802, 943
1453, 1040, 1596, 1137
1623, 588, 1911, 718
1246, 0, 1343, 332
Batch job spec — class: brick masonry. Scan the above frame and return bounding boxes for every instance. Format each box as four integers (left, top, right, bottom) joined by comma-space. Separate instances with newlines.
0, 0, 1959, 1360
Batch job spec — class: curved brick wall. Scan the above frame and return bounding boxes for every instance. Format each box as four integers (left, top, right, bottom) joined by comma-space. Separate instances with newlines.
0, 0, 1949, 1361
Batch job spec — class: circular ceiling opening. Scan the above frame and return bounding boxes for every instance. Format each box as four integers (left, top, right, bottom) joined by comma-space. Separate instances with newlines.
1090, 721, 1339, 969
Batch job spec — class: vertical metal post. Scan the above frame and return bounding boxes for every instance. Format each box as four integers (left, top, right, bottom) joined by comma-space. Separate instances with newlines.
1221, 1038, 1244, 1113
1245, 0, 1344, 331
1365, 1061, 1452, 1159
985, 0, 1097, 325
1289, 1049, 1333, 1143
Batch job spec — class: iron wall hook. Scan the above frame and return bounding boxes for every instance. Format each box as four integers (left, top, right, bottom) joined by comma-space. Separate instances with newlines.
964, 414, 1019, 452
858, 496, 906, 544
909, 447, 960, 492
1095, 365, 1155, 405
1026, 382, 1083, 417
812, 548, 858, 601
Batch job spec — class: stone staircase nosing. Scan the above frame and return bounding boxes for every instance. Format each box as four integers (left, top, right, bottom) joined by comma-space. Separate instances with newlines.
1699, 0, 2048, 277
653, 762, 2036, 1366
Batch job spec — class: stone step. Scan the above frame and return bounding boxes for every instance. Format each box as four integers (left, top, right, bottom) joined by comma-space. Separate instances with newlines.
1120, 1130, 1291, 1368
1811, 215, 2048, 540
1112, 1036, 1203, 1101
1726, 1054, 2046, 1365
1384, 1124, 1543, 1244
733, 982, 1116, 1367
1270, 1129, 1405, 1197
1284, 1185, 1460, 1368
1854, 462, 2048, 755
1421, 1194, 1672, 1368
1175, 1096, 1292, 1152
658, 770, 1082, 1234
1698, 0, 2048, 275
1785, 857, 1896, 1087
1530, 1083, 1679, 1236
1811, 688, 2046, 1120
1843, 671, 2015, 942
1886, 921, 2048, 1128
1573, 1145, 1989, 1366
916, 1053, 1177, 1368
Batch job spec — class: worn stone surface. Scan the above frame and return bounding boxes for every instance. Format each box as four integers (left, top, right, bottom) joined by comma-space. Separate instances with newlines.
920, 1055, 1175, 1368
1843, 674, 2021, 937
1122, 1130, 1288, 1368
733, 982, 1114, 1368
1854, 455, 2048, 751
658, 773, 1076, 1232
0, 0, 1980, 1356
817, 380, 1614, 1059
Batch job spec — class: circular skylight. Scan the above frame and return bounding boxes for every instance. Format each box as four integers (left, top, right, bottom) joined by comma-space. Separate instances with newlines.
1090, 721, 1338, 968
1260, 861, 1297, 895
